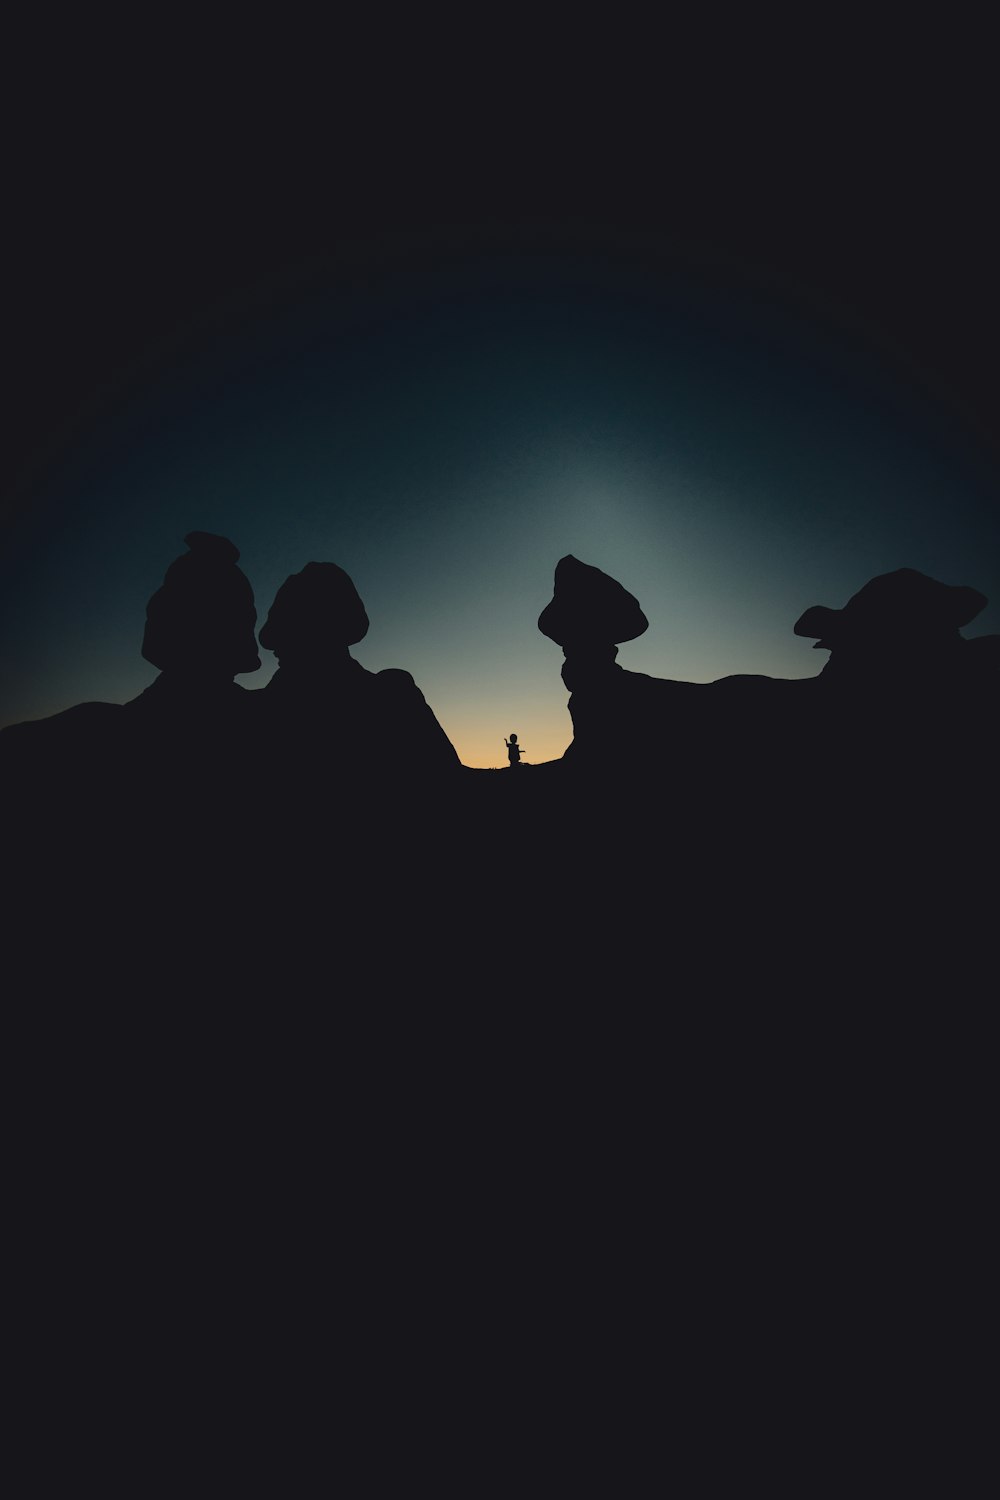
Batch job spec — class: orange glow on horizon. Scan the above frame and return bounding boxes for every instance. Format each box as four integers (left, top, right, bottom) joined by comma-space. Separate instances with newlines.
447, 726, 571, 770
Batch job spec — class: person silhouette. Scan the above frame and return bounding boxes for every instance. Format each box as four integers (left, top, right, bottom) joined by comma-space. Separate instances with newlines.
504, 733, 525, 767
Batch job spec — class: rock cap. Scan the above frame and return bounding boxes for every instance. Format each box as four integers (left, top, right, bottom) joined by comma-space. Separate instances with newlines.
141, 531, 261, 675
259, 562, 370, 656
794, 568, 986, 649
538, 555, 649, 649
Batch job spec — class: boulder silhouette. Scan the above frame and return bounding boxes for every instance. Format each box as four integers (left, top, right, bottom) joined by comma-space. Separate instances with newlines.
1, 530, 261, 760
538, 555, 648, 652
251, 561, 463, 939
794, 567, 989, 685
532, 554, 997, 1007
2, 531, 264, 963
539, 557, 997, 807
141, 530, 261, 678
537, 555, 796, 791
257, 561, 460, 790
258, 560, 369, 656
793, 566, 998, 829
122, 532, 261, 815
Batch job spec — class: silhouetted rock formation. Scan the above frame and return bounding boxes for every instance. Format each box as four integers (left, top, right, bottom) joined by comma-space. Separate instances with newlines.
537, 555, 800, 797
2, 531, 264, 953
4, 532, 994, 1009
119, 533, 262, 800
540, 556, 997, 789
251, 560, 463, 934
141, 531, 261, 678
256, 561, 460, 790
535, 553, 998, 966
538, 555, 649, 659
119, 531, 257, 817
1, 698, 123, 775
2, 530, 261, 758
794, 567, 990, 688
795, 567, 998, 753
793, 566, 998, 840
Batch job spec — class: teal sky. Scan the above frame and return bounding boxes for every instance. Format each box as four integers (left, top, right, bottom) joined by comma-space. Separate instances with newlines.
2, 250, 996, 766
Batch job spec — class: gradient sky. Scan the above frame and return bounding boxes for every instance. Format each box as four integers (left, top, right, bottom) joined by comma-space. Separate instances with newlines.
2, 247, 997, 766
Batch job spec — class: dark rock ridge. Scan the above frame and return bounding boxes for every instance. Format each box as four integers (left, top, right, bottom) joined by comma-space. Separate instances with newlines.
538, 554, 997, 770
2, 538, 996, 1005
254, 561, 461, 823
794, 567, 992, 687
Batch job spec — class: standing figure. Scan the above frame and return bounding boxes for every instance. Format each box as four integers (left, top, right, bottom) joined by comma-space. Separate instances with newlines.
504, 733, 525, 767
